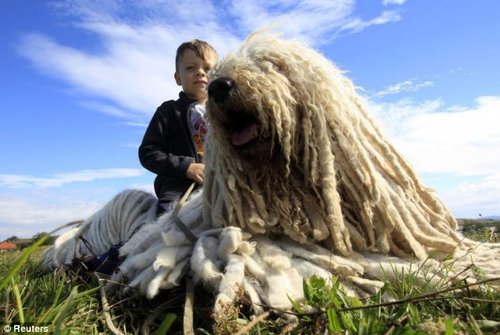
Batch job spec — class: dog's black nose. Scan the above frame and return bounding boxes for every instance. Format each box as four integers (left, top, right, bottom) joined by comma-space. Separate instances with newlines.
208, 77, 235, 103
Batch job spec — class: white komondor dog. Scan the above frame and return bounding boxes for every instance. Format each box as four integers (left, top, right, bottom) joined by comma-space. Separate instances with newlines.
42, 32, 500, 315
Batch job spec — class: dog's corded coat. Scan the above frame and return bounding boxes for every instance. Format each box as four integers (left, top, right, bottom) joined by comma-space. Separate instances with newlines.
204, 33, 461, 260
42, 32, 500, 315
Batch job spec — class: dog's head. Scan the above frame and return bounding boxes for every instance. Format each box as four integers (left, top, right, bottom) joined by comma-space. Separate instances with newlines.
207, 32, 349, 166
207, 35, 292, 163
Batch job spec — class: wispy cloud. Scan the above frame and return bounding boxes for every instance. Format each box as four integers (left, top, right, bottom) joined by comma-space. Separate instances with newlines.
17, 0, 401, 123
224, 0, 400, 42
441, 173, 500, 218
373, 80, 434, 98
0, 181, 155, 240
368, 96, 500, 175
17, 31, 175, 122
366, 95, 500, 217
0, 196, 99, 226
338, 10, 401, 35
0, 168, 144, 189
0, 191, 105, 240
382, 0, 407, 6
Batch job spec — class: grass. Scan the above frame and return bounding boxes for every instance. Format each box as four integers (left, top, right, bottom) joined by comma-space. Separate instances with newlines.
1, 221, 499, 334
1, 247, 105, 334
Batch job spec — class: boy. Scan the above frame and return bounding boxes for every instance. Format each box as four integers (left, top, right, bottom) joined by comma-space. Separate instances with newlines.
139, 40, 218, 216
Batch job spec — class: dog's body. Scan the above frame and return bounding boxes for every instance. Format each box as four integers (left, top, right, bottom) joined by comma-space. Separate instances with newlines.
42, 32, 500, 313
204, 33, 460, 260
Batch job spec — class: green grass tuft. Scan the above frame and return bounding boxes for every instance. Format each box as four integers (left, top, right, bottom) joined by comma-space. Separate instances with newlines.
1, 221, 498, 334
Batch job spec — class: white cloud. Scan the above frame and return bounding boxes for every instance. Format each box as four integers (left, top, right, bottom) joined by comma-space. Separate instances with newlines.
338, 10, 401, 34
17, 31, 177, 121
225, 0, 401, 43
0, 168, 144, 189
0, 191, 105, 241
374, 80, 434, 97
365, 97, 443, 139
382, 0, 407, 5
0, 179, 156, 241
17, 0, 401, 123
373, 96, 500, 176
366, 95, 500, 217
0, 196, 99, 227
441, 173, 500, 218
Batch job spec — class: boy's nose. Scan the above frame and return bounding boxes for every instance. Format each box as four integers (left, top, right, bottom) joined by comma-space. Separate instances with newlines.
208, 77, 235, 103
196, 68, 206, 76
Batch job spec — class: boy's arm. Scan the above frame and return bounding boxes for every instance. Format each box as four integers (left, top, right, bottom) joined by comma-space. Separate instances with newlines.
138, 107, 194, 178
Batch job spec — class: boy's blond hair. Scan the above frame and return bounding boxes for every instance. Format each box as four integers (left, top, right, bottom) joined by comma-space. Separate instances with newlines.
175, 39, 218, 71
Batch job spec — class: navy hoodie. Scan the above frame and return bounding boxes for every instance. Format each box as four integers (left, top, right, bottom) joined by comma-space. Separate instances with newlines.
139, 92, 201, 204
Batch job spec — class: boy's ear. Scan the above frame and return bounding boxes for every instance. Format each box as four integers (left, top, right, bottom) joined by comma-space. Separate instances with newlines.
174, 72, 182, 86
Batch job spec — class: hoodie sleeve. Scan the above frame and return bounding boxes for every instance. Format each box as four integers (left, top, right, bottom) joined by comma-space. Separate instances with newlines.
138, 103, 195, 178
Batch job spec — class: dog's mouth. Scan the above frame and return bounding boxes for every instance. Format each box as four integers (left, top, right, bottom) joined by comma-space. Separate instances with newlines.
226, 111, 261, 147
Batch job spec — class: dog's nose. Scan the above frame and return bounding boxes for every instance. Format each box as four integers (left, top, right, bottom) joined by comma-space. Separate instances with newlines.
208, 77, 235, 103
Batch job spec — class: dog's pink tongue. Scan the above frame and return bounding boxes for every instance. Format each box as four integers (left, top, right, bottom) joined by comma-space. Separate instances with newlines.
232, 124, 259, 146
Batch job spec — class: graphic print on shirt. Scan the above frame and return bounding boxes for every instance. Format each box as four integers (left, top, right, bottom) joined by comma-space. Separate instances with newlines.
189, 103, 208, 160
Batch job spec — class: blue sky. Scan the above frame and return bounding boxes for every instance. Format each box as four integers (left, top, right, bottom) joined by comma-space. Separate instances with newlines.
1, 0, 499, 241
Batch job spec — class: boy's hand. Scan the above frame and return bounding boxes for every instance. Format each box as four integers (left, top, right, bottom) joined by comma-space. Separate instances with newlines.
186, 163, 205, 184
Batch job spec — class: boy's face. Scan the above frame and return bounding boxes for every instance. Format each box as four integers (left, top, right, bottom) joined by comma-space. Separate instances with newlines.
175, 49, 217, 103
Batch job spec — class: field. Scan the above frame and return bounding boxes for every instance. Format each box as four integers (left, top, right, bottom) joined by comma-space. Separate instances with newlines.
1, 220, 499, 334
